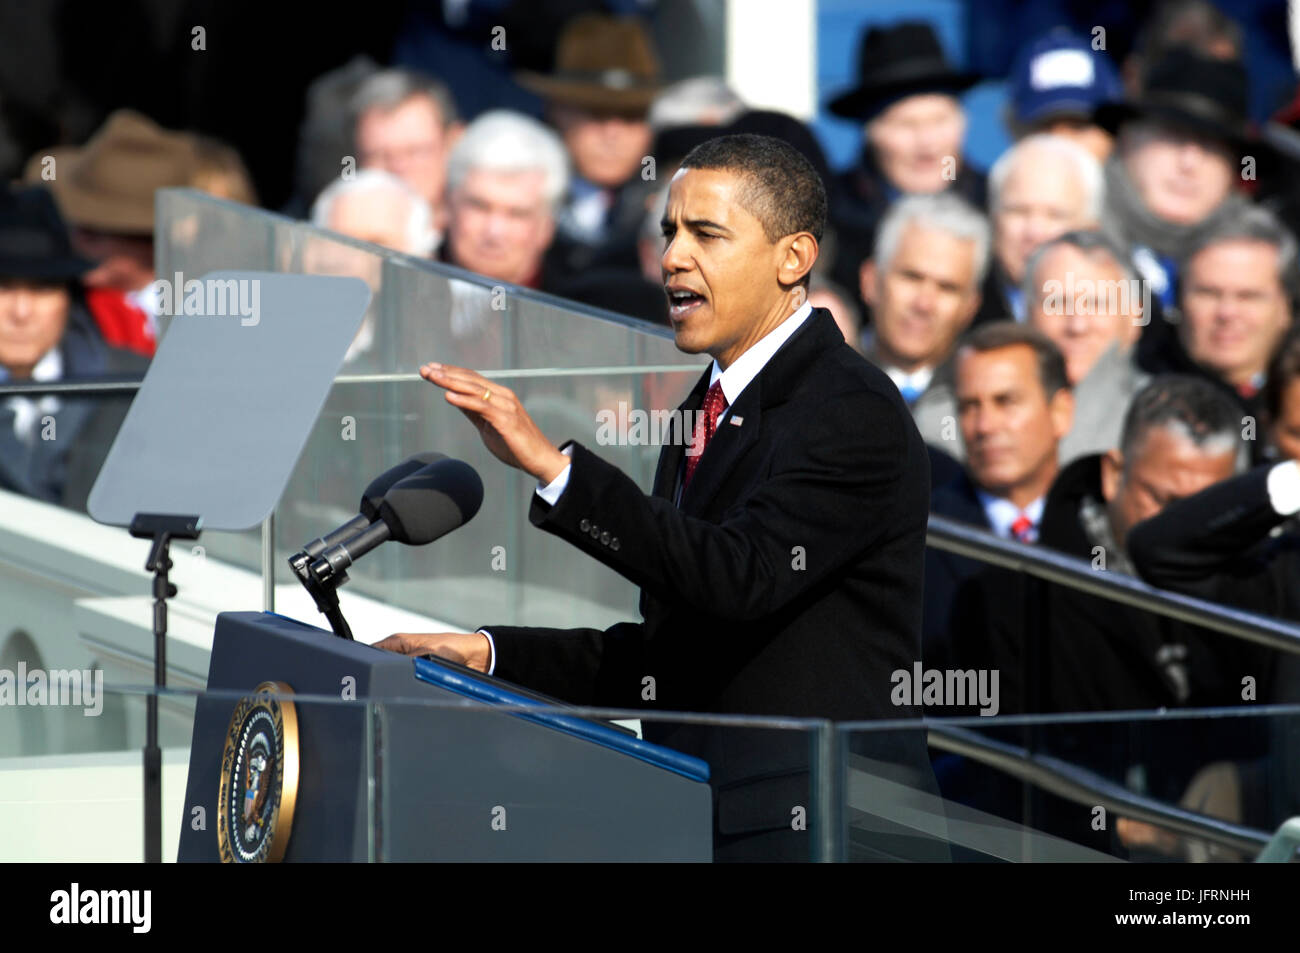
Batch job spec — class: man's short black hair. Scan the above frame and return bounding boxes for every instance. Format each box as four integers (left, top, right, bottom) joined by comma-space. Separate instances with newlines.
679, 133, 827, 245
1119, 374, 1244, 465
958, 321, 1070, 400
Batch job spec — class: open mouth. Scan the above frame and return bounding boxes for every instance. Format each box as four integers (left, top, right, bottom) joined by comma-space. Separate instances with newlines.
666, 287, 707, 320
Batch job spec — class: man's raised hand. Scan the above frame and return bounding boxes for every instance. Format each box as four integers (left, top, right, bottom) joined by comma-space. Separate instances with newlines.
420, 362, 568, 484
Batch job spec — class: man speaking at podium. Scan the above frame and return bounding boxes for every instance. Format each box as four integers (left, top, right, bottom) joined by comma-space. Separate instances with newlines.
377, 134, 932, 860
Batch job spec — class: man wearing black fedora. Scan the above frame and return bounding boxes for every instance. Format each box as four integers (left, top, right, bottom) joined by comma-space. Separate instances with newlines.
518, 13, 663, 282
1093, 47, 1263, 380
1095, 48, 1255, 308
826, 21, 987, 321
0, 186, 146, 512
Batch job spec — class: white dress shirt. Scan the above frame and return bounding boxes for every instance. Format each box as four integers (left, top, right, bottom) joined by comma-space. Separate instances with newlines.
882, 365, 933, 403
976, 491, 1045, 542
1, 348, 62, 444
484, 301, 816, 674
1267, 460, 1300, 515
536, 301, 814, 505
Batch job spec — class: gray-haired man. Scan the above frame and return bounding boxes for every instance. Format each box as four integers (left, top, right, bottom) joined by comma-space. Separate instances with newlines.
859, 192, 989, 407
352, 69, 463, 234
918, 229, 1150, 463
979, 133, 1104, 324
439, 110, 570, 290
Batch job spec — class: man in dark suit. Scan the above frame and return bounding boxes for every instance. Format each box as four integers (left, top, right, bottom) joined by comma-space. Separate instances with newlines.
1127, 449, 1300, 705
956, 375, 1260, 712
1120, 403, 1300, 848
922, 323, 1073, 672
0, 186, 146, 512
377, 134, 934, 860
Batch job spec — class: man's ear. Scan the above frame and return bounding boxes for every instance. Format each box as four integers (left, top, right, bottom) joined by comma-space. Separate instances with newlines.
1049, 386, 1075, 440
1099, 448, 1124, 502
780, 232, 818, 288
859, 258, 878, 307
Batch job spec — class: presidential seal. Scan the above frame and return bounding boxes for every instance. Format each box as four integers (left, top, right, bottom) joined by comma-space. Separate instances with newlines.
217, 681, 299, 863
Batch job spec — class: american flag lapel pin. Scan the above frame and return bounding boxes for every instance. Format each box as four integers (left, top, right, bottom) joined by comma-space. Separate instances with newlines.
729, 416, 744, 426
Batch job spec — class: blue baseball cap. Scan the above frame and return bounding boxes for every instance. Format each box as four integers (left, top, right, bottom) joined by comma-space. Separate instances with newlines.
1008, 30, 1123, 127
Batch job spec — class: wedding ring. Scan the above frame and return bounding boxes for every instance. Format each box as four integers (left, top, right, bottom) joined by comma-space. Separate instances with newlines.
482, 388, 491, 402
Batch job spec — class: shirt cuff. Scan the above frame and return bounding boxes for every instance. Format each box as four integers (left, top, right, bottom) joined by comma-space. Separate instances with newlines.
1268, 460, 1300, 516
476, 628, 496, 676
535, 445, 574, 506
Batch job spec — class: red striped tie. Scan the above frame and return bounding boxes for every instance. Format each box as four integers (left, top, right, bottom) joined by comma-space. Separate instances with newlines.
1010, 513, 1035, 543
683, 381, 728, 489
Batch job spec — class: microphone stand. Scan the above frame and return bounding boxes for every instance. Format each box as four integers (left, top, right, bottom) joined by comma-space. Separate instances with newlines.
287, 549, 354, 640
128, 512, 202, 864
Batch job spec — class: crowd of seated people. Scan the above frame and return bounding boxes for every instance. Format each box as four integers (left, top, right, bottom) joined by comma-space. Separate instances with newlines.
7, 3, 1300, 854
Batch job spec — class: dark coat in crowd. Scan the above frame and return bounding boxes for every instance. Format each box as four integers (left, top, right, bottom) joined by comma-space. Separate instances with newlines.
946, 456, 1272, 714
923, 462, 994, 674
550, 175, 658, 282
547, 268, 668, 327
1127, 461, 1300, 829
937, 456, 1275, 852
0, 303, 146, 512
1127, 461, 1300, 699
970, 261, 1018, 327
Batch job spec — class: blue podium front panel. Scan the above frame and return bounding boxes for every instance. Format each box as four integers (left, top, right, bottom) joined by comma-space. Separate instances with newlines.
178, 612, 712, 861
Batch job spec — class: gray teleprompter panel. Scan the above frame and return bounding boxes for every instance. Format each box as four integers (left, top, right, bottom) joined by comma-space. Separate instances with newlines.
88, 272, 370, 530
178, 612, 712, 862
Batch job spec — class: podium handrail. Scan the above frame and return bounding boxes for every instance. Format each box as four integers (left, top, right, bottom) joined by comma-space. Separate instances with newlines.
928, 724, 1277, 857
928, 514, 1300, 656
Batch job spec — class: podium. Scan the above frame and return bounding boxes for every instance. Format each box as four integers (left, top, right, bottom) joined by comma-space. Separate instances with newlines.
178, 612, 713, 861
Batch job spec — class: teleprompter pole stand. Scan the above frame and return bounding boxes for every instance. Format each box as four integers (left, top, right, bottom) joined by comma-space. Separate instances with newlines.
129, 513, 202, 864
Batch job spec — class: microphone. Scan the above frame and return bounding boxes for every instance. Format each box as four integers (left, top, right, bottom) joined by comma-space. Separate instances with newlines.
300, 452, 446, 558
308, 457, 483, 584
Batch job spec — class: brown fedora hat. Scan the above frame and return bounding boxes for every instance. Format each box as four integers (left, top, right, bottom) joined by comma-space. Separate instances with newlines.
517, 14, 662, 114
42, 109, 201, 235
